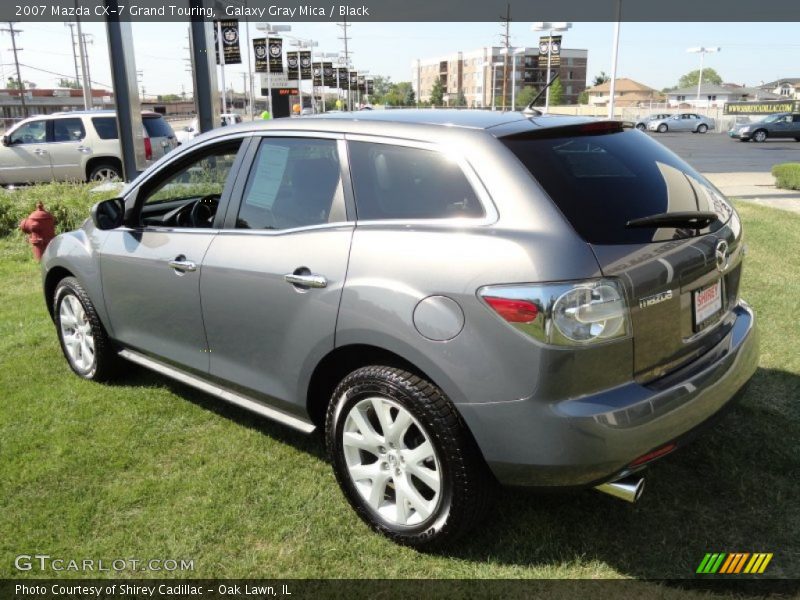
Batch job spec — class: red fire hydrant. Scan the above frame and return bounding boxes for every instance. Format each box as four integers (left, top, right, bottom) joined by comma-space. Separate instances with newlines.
19, 202, 56, 261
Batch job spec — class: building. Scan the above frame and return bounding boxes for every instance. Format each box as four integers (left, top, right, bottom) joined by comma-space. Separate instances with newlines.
666, 84, 781, 109
0, 88, 113, 123
585, 78, 663, 107
413, 46, 588, 108
758, 78, 800, 100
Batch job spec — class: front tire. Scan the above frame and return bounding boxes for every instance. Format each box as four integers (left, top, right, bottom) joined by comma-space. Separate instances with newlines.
697, 124, 708, 133
54, 277, 118, 380
753, 129, 768, 143
326, 366, 493, 548
657, 123, 668, 133
636, 123, 646, 131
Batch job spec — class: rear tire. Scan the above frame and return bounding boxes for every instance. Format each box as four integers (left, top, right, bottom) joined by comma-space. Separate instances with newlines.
326, 366, 494, 549
54, 277, 119, 381
752, 129, 768, 143
635, 123, 646, 131
88, 163, 122, 182
657, 124, 668, 133
697, 124, 708, 133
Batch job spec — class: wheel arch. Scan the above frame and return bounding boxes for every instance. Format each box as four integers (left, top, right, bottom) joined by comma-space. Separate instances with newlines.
306, 343, 434, 428
44, 266, 75, 319
85, 155, 123, 181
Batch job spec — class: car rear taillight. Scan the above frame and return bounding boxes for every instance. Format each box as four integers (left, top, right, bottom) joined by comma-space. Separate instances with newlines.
479, 279, 630, 346
144, 137, 152, 160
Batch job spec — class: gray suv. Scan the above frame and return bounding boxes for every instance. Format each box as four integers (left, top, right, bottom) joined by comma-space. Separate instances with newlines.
41, 111, 758, 547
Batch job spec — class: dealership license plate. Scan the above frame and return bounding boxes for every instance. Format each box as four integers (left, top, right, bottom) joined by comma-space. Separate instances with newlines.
694, 280, 722, 329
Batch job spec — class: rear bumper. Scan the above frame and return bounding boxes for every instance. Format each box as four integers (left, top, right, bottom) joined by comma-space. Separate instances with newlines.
458, 301, 759, 487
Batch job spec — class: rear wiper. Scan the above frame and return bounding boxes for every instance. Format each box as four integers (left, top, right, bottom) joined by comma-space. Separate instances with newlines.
626, 211, 717, 229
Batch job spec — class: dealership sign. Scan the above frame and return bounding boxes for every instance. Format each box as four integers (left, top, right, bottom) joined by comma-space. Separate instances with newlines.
724, 100, 800, 115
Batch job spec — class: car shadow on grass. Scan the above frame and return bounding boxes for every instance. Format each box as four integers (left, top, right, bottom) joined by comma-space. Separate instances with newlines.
439, 367, 800, 583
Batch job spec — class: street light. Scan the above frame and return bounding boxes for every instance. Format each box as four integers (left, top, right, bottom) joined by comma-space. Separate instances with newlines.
687, 46, 721, 108
484, 61, 504, 111
256, 23, 291, 116
501, 47, 526, 110
532, 22, 572, 113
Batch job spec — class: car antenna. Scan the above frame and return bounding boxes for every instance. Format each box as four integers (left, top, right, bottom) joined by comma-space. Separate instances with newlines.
522, 73, 560, 116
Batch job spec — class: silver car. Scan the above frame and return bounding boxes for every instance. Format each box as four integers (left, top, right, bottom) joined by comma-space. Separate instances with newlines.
647, 112, 715, 133
42, 111, 758, 547
633, 113, 672, 131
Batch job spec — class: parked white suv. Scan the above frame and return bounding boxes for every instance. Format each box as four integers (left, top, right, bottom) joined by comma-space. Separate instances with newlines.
176, 113, 243, 145
0, 110, 177, 185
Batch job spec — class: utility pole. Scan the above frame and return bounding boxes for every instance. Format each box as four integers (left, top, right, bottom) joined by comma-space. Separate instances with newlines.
499, 3, 511, 111
337, 17, 350, 109
81, 32, 94, 102
65, 23, 81, 87
2, 22, 28, 117
75, 16, 92, 109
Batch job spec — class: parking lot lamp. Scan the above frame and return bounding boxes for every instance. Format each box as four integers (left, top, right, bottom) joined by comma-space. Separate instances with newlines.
532, 22, 572, 113
256, 23, 292, 116
687, 46, 721, 108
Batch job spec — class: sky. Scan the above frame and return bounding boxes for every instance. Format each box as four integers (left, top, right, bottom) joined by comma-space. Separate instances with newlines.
1, 21, 798, 96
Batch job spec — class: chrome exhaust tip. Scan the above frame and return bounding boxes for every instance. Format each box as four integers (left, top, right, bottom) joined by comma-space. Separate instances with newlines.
594, 475, 645, 503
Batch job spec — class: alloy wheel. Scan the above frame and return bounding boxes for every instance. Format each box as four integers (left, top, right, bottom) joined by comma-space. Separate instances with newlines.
59, 294, 95, 372
341, 396, 441, 527
92, 168, 120, 182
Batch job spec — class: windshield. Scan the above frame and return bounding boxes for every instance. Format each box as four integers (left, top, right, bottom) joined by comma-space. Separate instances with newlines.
501, 128, 732, 244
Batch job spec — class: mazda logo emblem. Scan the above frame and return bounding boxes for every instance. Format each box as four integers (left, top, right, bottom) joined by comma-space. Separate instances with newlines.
715, 239, 729, 272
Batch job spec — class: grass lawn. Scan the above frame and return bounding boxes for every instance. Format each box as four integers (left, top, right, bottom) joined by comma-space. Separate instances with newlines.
1, 199, 798, 582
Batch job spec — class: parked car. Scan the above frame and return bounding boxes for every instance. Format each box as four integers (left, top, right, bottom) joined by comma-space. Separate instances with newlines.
647, 113, 715, 133
633, 113, 672, 131
42, 111, 758, 547
0, 110, 176, 185
728, 112, 800, 142
176, 113, 243, 145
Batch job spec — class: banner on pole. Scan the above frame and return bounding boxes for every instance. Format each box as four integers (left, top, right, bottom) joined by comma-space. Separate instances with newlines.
214, 20, 241, 65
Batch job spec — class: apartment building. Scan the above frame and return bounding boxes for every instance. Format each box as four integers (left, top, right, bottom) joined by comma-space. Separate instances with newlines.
413, 46, 588, 108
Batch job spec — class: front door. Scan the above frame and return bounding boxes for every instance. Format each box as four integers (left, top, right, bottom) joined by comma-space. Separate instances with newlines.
200, 136, 353, 411
0, 119, 52, 184
99, 138, 246, 372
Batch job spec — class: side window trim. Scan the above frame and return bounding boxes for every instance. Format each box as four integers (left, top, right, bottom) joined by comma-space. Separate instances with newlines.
343, 133, 498, 226
50, 118, 87, 144
221, 131, 355, 233
124, 134, 252, 231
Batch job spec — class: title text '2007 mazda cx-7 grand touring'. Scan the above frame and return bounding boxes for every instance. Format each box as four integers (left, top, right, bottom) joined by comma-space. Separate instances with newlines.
42, 110, 758, 548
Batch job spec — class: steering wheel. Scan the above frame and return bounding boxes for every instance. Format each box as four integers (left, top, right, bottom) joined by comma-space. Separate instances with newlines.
189, 194, 219, 227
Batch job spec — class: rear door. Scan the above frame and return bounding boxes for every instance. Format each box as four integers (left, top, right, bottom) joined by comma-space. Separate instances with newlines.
501, 125, 743, 382
48, 117, 88, 181
200, 134, 354, 408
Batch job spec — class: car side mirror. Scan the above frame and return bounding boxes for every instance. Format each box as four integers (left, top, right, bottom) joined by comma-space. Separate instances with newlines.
91, 197, 125, 230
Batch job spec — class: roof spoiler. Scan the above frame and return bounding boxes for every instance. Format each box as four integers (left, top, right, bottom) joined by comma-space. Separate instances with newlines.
501, 119, 628, 140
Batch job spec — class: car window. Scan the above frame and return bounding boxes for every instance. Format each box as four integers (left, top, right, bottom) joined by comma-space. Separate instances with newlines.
142, 116, 174, 138
347, 141, 484, 221
501, 128, 730, 244
8, 120, 47, 145
91, 117, 118, 140
142, 142, 241, 208
794, 115, 800, 123
237, 138, 343, 230
52, 118, 86, 142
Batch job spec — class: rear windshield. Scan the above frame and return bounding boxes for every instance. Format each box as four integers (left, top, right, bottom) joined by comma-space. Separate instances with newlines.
501, 129, 731, 244
142, 116, 174, 138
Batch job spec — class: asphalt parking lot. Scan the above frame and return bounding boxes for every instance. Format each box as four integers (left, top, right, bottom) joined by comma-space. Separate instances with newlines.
647, 131, 800, 174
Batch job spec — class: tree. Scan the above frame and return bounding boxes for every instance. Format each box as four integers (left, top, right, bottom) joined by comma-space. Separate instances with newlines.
592, 71, 610, 87
515, 86, 537, 108
371, 75, 392, 100
403, 85, 415, 106
57, 78, 81, 89
549, 78, 564, 105
578, 90, 589, 104
7, 76, 34, 90
455, 90, 467, 107
678, 68, 723, 89
429, 77, 444, 106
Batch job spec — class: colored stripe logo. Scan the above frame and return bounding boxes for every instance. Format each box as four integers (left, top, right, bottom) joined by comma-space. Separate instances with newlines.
696, 553, 773, 574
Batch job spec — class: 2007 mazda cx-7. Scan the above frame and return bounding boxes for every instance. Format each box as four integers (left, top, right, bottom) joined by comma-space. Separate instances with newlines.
42, 110, 758, 547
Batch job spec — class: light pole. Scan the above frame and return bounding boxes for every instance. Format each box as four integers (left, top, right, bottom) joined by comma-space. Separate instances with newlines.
289, 37, 318, 113
608, 0, 621, 118
501, 47, 526, 110
532, 22, 571, 113
687, 46, 720, 108
313, 52, 338, 112
487, 61, 503, 110
256, 23, 291, 117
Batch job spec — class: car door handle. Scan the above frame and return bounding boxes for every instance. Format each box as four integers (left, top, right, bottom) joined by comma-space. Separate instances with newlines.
76, 146, 92, 153
284, 272, 327, 288
33, 148, 48, 155
168, 257, 197, 272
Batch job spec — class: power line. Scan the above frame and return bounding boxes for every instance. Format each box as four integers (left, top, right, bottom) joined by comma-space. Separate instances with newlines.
0, 62, 113, 89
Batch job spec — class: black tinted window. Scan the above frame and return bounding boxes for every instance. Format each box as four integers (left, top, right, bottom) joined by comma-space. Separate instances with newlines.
237, 138, 343, 230
142, 116, 174, 138
91, 117, 118, 140
502, 129, 731, 244
52, 118, 85, 142
348, 142, 484, 220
